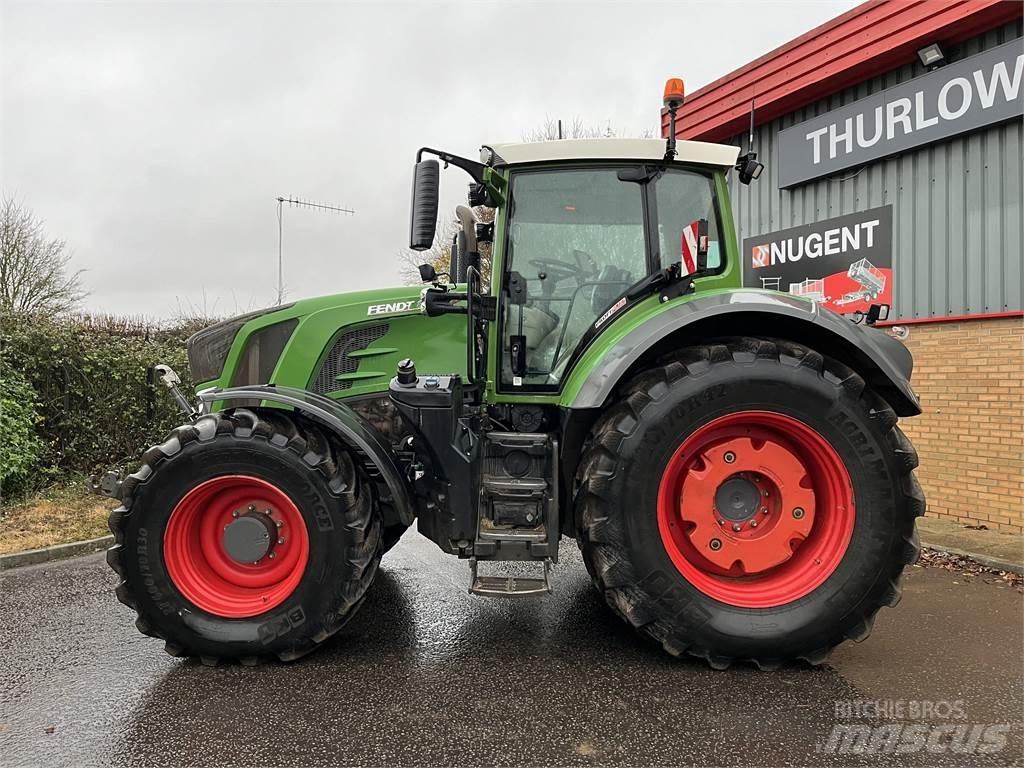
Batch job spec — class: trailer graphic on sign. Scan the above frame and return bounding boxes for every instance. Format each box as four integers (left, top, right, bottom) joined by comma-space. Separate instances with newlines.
742, 206, 893, 315
835, 258, 887, 305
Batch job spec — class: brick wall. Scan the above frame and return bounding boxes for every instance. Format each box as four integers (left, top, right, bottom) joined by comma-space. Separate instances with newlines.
893, 316, 1024, 534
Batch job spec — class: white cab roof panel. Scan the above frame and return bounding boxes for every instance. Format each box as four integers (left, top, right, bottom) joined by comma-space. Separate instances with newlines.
485, 138, 739, 168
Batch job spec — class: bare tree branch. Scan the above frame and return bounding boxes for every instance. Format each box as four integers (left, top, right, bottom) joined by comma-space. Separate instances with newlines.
396, 215, 461, 285
522, 116, 606, 142
395, 204, 497, 287
522, 116, 656, 142
0, 197, 87, 315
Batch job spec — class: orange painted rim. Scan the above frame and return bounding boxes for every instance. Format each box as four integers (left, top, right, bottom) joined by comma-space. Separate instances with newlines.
657, 411, 855, 608
163, 475, 309, 618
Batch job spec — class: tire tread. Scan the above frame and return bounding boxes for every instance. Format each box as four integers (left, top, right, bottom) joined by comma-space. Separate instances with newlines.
106, 409, 381, 665
575, 336, 922, 669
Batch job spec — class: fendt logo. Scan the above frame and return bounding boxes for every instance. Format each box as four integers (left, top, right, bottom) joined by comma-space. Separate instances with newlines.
367, 300, 416, 316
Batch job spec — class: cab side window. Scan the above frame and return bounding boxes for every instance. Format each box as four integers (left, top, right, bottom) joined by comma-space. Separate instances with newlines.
655, 170, 721, 271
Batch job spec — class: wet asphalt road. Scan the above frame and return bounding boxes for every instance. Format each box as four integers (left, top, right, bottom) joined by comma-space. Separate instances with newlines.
2, 534, 1022, 768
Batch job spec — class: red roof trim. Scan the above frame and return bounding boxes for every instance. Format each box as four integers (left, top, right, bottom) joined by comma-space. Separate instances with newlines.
664, 0, 1023, 142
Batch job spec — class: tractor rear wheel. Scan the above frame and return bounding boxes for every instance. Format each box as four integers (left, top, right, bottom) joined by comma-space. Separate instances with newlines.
575, 337, 924, 668
107, 408, 382, 665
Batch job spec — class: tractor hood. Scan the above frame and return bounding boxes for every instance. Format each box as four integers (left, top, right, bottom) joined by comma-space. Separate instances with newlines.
285, 284, 424, 320
189, 284, 466, 399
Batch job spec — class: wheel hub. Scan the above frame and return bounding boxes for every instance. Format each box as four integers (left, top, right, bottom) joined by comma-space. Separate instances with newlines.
657, 411, 855, 608
714, 475, 761, 522
163, 475, 309, 618
222, 511, 277, 564
678, 435, 817, 574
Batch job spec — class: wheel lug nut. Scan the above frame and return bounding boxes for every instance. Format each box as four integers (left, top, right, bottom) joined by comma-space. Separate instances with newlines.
718, 519, 726, 526
732, 523, 742, 532
709, 538, 722, 551
760, 507, 768, 515
750, 519, 758, 528
248, 504, 256, 512
268, 552, 275, 559
277, 538, 285, 545
276, 520, 283, 528
793, 507, 805, 519
723, 451, 736, 464
762, 489, 769, 497
232, 510, 239, 518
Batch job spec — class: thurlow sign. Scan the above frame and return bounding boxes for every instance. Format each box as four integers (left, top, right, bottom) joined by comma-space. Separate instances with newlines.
778, 40, 1024, 187
743, 205, 893, 316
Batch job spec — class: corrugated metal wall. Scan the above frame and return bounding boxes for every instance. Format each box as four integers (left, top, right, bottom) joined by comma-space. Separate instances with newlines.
728, 20, 1023, 321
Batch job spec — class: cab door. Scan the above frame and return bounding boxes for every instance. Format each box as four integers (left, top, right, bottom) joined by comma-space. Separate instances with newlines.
498, 164, 724, 392
499, 165, 649, 390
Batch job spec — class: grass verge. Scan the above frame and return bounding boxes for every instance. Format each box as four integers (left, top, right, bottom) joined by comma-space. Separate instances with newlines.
0, 482, 116, 555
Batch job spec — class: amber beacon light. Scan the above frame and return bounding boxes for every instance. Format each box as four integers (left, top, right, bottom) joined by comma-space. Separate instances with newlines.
663, 77, 685, 160
663, 78, 686, 108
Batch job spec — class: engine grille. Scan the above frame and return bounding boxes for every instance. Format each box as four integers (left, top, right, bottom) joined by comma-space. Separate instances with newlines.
311, 323, 389, 394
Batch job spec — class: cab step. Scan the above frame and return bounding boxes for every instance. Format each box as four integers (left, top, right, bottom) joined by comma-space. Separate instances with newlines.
469, 557, 552, 598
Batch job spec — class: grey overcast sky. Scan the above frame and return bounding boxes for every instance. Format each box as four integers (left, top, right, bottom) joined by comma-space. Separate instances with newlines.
1, 0, 858, 319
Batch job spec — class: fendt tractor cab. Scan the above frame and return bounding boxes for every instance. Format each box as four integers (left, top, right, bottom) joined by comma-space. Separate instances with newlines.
104, 80, 924, 669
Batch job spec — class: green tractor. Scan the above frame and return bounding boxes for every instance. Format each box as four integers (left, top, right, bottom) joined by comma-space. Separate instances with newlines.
105, 83, 924, 668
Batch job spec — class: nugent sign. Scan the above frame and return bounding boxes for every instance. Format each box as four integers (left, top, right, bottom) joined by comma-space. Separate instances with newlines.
743, 206, 893, 316
778, 40, 1024, 187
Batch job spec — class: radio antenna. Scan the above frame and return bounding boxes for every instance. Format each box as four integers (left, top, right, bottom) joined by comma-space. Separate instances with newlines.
275, 196, 354, 305
747, 98, 756, 153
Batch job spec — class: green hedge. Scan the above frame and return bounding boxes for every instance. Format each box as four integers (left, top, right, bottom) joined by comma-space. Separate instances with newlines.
0, 312, 199, 488
0, 365, 43, 495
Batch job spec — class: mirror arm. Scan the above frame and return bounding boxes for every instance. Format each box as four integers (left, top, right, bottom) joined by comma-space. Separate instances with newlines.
416, 147, 486, 184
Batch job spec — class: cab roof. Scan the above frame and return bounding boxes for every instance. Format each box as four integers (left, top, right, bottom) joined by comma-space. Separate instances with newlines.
484, 138, 739, 168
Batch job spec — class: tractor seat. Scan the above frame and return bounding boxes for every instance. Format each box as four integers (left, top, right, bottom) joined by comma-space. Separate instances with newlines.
590, 265, 632, 314
506, 304, 558, 351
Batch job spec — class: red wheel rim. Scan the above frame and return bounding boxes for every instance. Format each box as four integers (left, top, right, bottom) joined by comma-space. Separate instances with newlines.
163, 475, 309, 618
657, 411, 854, 608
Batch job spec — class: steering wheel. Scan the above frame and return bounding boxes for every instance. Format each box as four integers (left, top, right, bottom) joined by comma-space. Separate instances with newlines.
528, 258, 577, 283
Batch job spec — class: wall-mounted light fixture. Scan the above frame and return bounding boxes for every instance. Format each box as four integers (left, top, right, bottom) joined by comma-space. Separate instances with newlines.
917, 43, 946, 70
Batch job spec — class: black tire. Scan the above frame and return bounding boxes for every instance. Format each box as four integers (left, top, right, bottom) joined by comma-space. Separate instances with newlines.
107, 408, 382, 665
575, 337, 925, 669
381, 522, 410, 554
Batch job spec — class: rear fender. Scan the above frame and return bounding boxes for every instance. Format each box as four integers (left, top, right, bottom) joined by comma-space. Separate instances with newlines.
567, 291, 921, 417
197, 385, 414, 525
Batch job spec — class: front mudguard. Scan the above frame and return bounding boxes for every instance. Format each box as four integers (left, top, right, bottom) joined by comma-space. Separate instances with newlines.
197, 385, 414, 526
570, 291, 921, 417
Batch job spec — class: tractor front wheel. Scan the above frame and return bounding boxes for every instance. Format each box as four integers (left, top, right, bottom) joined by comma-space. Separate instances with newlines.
107, 408, 382, 665
575, 338, 924, 668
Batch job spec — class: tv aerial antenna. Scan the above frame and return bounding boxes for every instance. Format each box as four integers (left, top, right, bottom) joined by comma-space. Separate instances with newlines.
275, 196, 355, 305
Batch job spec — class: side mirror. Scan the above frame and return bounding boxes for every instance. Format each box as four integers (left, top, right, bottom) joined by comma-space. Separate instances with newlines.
409, 159, 440, 250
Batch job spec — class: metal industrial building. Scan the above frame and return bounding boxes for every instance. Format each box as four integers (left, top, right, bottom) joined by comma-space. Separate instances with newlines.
669, 0, 1023, 533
